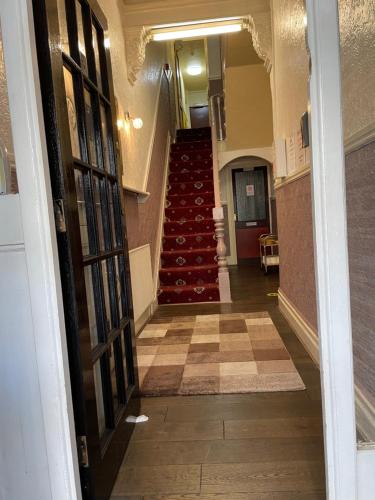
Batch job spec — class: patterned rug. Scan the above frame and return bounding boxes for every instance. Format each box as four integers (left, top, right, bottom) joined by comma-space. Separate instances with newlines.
136, 312, 305, 396
158, 127, 220, 304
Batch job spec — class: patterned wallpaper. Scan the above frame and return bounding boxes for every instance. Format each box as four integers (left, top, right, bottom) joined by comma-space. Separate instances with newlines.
276, 175, 317, 331
346, 140, 375, 409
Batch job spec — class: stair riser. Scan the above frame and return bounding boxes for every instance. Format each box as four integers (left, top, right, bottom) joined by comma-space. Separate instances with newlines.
159, 268, 218, 286
169, 160, 212, 172
167, 193, 215, 208
165, 205, 214, 222
158, 287, 220, 304
170, 150, 212, 162
169, 171, 213, 183
176, 131, 211, 143
161, 250, 217, 268
163, 233, 216, 251
168, 180, 213, 196
164, 220, 215, 236
171, 141, 212, 152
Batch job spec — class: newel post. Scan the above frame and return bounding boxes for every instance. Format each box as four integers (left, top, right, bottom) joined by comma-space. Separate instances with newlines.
213, 206, 231, 302
209, 95, 231, 303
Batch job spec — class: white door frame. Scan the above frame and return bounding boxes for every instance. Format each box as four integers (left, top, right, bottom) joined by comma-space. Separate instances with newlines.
306, 0, 357, 498
0, 0, 81, 498
0, 0, 361, 499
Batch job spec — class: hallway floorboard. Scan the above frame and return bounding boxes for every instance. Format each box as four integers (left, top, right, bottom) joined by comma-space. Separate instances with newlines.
111, 264, 325, 499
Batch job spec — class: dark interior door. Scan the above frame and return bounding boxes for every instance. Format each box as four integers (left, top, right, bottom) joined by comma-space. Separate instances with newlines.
232, 167, 270, 260
190, 105, 210, 128
32, 0, 139, 498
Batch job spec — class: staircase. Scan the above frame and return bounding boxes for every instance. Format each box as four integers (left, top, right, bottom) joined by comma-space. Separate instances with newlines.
158, 127, 220, 304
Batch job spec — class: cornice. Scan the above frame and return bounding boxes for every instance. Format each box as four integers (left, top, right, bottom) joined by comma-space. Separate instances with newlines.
122, 0, 269, 16
122, 2, 272, 84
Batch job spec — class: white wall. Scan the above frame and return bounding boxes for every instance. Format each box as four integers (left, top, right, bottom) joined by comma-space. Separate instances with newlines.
339, 0, 375, 141
97, 0, 169, 192
271, 0, 309, 143
271, 0, 375, 148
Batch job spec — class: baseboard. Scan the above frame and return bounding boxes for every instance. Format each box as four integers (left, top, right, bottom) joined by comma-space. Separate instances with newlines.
278, 288, 319, 365
134, 298, 159, 335
278, 288, 375, 442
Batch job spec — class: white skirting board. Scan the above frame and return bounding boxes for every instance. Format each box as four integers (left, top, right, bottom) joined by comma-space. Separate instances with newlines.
129, 244, 154, 331
278, 289, 375, 497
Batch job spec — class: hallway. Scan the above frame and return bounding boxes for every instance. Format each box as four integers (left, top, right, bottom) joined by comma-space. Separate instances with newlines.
111, 265, 325, 499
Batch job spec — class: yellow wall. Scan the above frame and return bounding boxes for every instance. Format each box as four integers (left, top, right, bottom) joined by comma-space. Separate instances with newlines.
224, 64, 273, 151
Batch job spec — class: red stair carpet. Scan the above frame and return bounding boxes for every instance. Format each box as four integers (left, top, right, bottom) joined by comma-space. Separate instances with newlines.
158, 127, 220, 304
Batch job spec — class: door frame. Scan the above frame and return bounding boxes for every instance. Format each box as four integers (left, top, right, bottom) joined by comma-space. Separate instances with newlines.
306, 1, 357, 498
0, 0, 81, 498
0, 0, 362, 498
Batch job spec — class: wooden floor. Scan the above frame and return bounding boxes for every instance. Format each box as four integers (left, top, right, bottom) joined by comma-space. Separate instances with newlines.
111, 263, 326, 499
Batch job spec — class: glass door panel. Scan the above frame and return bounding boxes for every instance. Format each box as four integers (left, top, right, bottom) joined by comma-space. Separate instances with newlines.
33, 0, 139, 497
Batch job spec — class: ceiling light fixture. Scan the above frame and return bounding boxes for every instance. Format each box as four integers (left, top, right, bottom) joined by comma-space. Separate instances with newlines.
187, 65, 202, 76
151, 19, 243, 42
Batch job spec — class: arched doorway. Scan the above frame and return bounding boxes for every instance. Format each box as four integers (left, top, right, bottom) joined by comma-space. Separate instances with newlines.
220, 155, 275, 265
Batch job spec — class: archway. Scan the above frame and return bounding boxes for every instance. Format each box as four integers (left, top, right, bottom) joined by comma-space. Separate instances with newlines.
220, 155, 275, 265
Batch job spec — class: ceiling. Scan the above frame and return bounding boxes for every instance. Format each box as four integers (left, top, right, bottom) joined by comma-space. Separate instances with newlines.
177, 39, 208, 92
224, 30, 262, 67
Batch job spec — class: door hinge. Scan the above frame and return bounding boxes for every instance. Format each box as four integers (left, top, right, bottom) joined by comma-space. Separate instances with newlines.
54, 199, 66, 233
77, 435, 89, 468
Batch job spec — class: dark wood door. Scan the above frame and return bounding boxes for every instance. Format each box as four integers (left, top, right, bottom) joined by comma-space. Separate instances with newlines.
232, 167, 270, 260
190, 105, 210, 128
32, 0, 139, 498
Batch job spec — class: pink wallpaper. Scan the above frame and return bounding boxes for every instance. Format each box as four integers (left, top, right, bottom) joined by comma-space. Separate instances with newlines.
124, 72, 175, 273
346, 140, 375, 409
276, 174, 318, 331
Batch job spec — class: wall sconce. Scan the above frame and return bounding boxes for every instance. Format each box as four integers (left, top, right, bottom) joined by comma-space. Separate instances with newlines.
123, 111, 143, 130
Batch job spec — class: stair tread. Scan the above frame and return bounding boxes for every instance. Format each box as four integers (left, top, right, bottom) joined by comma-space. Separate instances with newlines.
169, 180, 213, 185
160, 282, 219, 291
171, 148, 212, 155
167, 191, 214, 198
161, 247, 216, 255
160, 263, 218, 272
163, 231, 215, 239
166, 204, 214, 210
164, 219, 215, 225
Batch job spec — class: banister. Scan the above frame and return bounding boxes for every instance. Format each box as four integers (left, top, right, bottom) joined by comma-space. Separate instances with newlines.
209, 94, 232, 303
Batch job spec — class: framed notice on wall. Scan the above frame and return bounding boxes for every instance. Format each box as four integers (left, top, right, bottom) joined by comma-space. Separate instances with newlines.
246, 184, 255, 196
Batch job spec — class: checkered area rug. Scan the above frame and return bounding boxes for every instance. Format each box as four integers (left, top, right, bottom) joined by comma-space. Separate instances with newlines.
136, 312, 305, 396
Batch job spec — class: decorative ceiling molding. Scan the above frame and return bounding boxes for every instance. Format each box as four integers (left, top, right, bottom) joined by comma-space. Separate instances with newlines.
122, 0, 267, 16
124, 26, 152, 85
124, 11, 272, 85
243, 13, 272, 72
